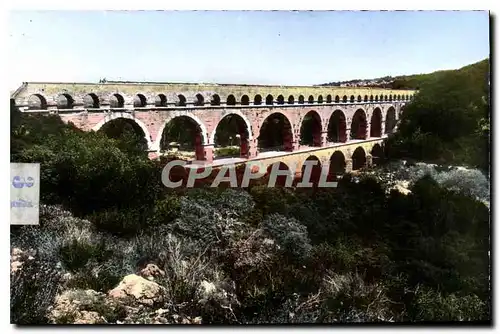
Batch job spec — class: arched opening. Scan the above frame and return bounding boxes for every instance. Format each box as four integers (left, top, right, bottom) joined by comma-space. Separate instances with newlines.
298, 95, 305, 104
28, 94, 47, 110
254, 95, 262, 105
405, 94, 409, 101
375, 95, 379, 102
384, 95, 388, 101
397, 94, 401, 101
277, 95, 284, 105
385, 107, 397, 134
258, 113, 294, 153
266, 94, 274, 105
370, 143, 384, 166
194, 94, 204, 106
57, 93, 74, 109
288, 95, 295, 104
110, 93, 125, 108
352, 147, 366, 170
211, 94, 221, 106
335, 95, 340, 103
326, 95, 332, 103
350, 95, 355, 103
213, 114, 251, 159
328, 151, 346, 179
160, 116, 206, 161
308, 95, 314, 104
301, 155, 322, 185
369, 95, 374, 102
350, 109, 367, 140
98, 118, 148, 151
327, 110, 347, 143
155, 94, 167, 107
266, 162, 293, 187
370, 108, 383, 138
299, 110, 322, 147
241, 95, 250, 105
84, 93, 100, 108
389, 95, 393, 101
176, 94, 187, 107
227, 95, 236, 106
364, 95, 368, 102
342, 95, 348, 103
318, 95, 324, 104
357, 95, 362, 102
133, 94, 147, 108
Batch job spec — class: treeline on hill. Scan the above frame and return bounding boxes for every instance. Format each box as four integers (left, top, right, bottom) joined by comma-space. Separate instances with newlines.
321, 58, 489, 91
10, 57, 490, 323
386, 59, 490, 172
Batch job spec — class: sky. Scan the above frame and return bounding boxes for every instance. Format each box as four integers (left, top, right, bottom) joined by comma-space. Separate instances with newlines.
8, 10, 490, 90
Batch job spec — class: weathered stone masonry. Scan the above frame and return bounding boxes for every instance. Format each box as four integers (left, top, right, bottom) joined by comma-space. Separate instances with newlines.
11, 81, 415, 171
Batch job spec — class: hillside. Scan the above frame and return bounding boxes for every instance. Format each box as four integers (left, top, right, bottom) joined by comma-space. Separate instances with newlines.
321, 58, 489, 90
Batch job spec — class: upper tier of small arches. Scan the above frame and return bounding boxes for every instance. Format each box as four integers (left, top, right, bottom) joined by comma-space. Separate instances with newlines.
24, 92, 415, 110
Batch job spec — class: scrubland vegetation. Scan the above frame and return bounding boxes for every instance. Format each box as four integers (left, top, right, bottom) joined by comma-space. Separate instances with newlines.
10, 59, 490, 324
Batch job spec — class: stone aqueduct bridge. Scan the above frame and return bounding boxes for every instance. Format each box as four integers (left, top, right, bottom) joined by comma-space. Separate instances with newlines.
11, 81, 416, 175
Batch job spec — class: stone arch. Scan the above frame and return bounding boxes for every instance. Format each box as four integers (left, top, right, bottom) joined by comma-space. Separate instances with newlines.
397, 94, 401, 101
28, 94, 48, 110
110, 93, 125, 108
84, 93, 100, 108
92, 113, 152, 148
209, 110, 254, 144
227, 94, 236, 106
266, 94, 274, 105
254, 94, 262, 105
133, 94, 147, 108
370, 108, 383, 138
357, 95, 362, 102
176, 94, 187, 107
326, 95, 332, 103
57, 93, 74, 109
257, 112, 295, 152
301, 155, 322, 185
350, 95, 355, 103
308, 95, 314, 104
211, 94, 221, 106
288, 95, 295, 104
266, 162, 294, 187
318, 95, 324, 104
385, 107, 397, 134
299, 110, 322, 147
374, 95, 379, 102
155, 113, 209, 149
211, 112, 252, 158
194, 93, 205, 106
156, 113, 209, 160
335, 95, 340, 103
389, 94, 393, 101
352, 146, 366, 170
327, 109, 347, 143
405, 94, 409, 101
155, 94, 167, 107
328, 150, 346, 178
298, 95, 305, 104
370, 143, 384, 166
369, 95, 374, 102
384, 95, 388, 101
342, 95, 348, 103
364, 95, 368, 102
241, 95, 250, 105
277, 95, 284, 105
350, 109, 367, 140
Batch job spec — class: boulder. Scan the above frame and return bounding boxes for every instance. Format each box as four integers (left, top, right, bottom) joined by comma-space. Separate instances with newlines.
108, 274, 167, 306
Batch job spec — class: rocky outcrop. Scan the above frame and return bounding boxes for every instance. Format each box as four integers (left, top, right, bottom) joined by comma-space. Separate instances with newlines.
108, 274, 167, 306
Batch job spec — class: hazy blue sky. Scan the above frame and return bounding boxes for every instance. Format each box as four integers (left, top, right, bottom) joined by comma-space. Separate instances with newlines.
8, 10, 489, 89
